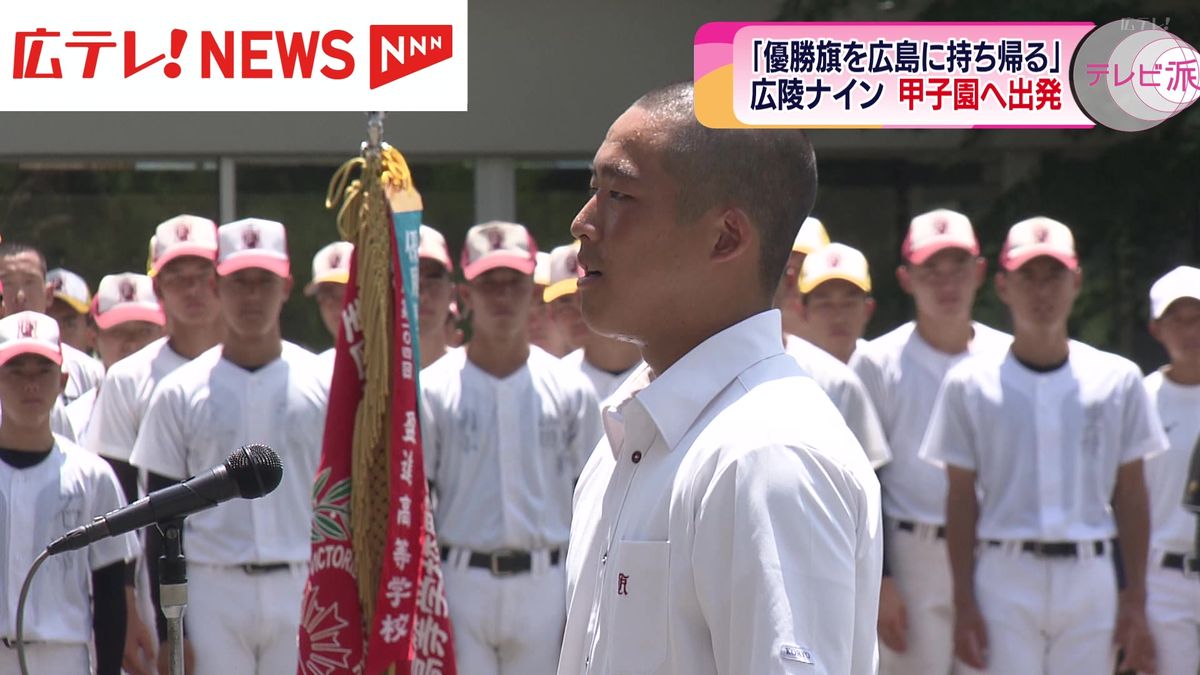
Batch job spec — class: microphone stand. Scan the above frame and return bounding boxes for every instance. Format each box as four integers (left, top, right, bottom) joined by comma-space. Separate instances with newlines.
158, 518, 187, 675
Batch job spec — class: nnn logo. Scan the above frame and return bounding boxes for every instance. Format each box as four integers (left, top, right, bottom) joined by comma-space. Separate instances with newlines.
369, 25, 453, 89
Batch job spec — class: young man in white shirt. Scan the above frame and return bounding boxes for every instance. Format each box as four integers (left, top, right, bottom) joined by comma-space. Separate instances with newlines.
422, 221, 600, 675
559, 82, 881, 675
782, 243, 890, 469
922, 217, 1162, 675
46, 268, 95, 354
799, 242, 876, 364
1142, 265, 1200, 675
86, 215, 226, 675
131, 218, 329, 675
66, 273, 165, 445
544, 243, 642, 405
853, 208, 1010, 675
0, 311, 136, 675
0, 243, 103, 405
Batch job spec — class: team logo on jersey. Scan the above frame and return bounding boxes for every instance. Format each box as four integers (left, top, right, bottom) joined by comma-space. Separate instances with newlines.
485, 228, 505, 251
16, 317, 36, 339
242, 226, 261, 250
119, 279, 137, 302
175, 221, 191, 242
617, 573, 630, 596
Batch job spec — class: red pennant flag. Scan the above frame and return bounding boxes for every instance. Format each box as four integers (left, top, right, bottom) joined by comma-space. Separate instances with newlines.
299, 146, 456, 675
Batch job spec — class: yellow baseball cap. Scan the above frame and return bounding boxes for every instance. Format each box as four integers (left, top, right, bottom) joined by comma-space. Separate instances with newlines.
792, 217, 831, 255
799, 243, 872, 294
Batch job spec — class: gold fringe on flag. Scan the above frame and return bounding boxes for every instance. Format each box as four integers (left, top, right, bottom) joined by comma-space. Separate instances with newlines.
324, 142, 419, 631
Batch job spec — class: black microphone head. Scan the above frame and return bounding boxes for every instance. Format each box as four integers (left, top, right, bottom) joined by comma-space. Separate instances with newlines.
224, 444, 283, 499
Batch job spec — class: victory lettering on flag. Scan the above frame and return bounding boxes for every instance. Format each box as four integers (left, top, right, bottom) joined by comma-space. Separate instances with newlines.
299, 132, 456, 675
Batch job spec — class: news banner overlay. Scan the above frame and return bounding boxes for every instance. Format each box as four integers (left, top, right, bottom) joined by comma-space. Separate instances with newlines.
0, 0, 467, 111
696, 20, 1199, 131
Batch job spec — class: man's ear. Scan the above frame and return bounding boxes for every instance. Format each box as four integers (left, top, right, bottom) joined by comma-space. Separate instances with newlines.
896, 265, 912, 295
711, 207, 752, 262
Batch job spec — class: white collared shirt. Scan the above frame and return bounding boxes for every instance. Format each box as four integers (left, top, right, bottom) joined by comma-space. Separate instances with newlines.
421, 345, 601, 551
786, 334, 891, 468
921, 342, 1167, 541
560, 310, 881, 675
854, 321, 1011, 525
1143, 369, 1200, 553
130, 343, 328, 564
562, 348, 642, 406
0, 437, 136, 642
86, 337, 189, 462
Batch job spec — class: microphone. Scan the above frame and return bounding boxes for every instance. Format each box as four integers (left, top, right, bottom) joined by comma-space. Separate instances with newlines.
46, 444, 283, 555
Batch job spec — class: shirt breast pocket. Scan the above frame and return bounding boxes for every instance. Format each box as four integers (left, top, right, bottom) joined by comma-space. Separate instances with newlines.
610, 540, 670, 674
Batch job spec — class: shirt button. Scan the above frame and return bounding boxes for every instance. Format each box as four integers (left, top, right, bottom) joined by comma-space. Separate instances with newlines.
631, 451, 642, 464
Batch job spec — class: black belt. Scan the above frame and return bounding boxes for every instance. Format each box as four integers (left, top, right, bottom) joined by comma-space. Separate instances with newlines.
240, 562, 292, 574
895, 520, 946, 539
440, 547, 561, 576
1162, 553, 1200, 575
988, 540, 1106, 558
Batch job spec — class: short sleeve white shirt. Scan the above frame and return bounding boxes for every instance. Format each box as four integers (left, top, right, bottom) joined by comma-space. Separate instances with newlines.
786, 335, 891, 468
921, 342, 1167, 541
0, 437, 136, 642
560, 310, 881, 675
129, 343, 328, 564
1142, 369, 1200, 553
87, 337, 190, 462
853, 321, 1011, 524
421, 346, 601, 551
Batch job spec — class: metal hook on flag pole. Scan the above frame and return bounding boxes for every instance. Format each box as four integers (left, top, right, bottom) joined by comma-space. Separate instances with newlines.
366, 111, 386, 159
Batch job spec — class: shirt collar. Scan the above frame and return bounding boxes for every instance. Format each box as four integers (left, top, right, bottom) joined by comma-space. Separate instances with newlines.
607, 310, 785, 456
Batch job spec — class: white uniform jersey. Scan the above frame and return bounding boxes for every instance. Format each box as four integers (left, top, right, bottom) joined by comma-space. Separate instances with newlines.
0, 436, 136, 642
921, 342, 1168, 541
86, 337, 189, 462
561, 348, 641, 405
786, 334, 891, 468
62, 343, 103, 405
1143, 369, 1200, 553
560, 311, 881, 675
854, 321, 1011, 525
130, 343, 328, 564
64, 388, 97, 447
421, 346, 600, 551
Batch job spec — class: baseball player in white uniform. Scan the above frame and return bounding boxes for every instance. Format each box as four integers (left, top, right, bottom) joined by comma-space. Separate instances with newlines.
417, 224, 458, 369
0, 311, 136, 675
1142, 265, 1200, 675
66, 273, 165, 446
544, 243, 642, 405
0, 243, 103, 405
921, 217, 1163, 675
86, 215, 225, 675
775, 215, 831, 338
305, 239, 353, 371
853, 209, 1010, 675
560, 81, 880, 675
131, 218, 328, 675
46, 267, 95, 354
799, 242, 876, 364
422, 221, 600, 675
